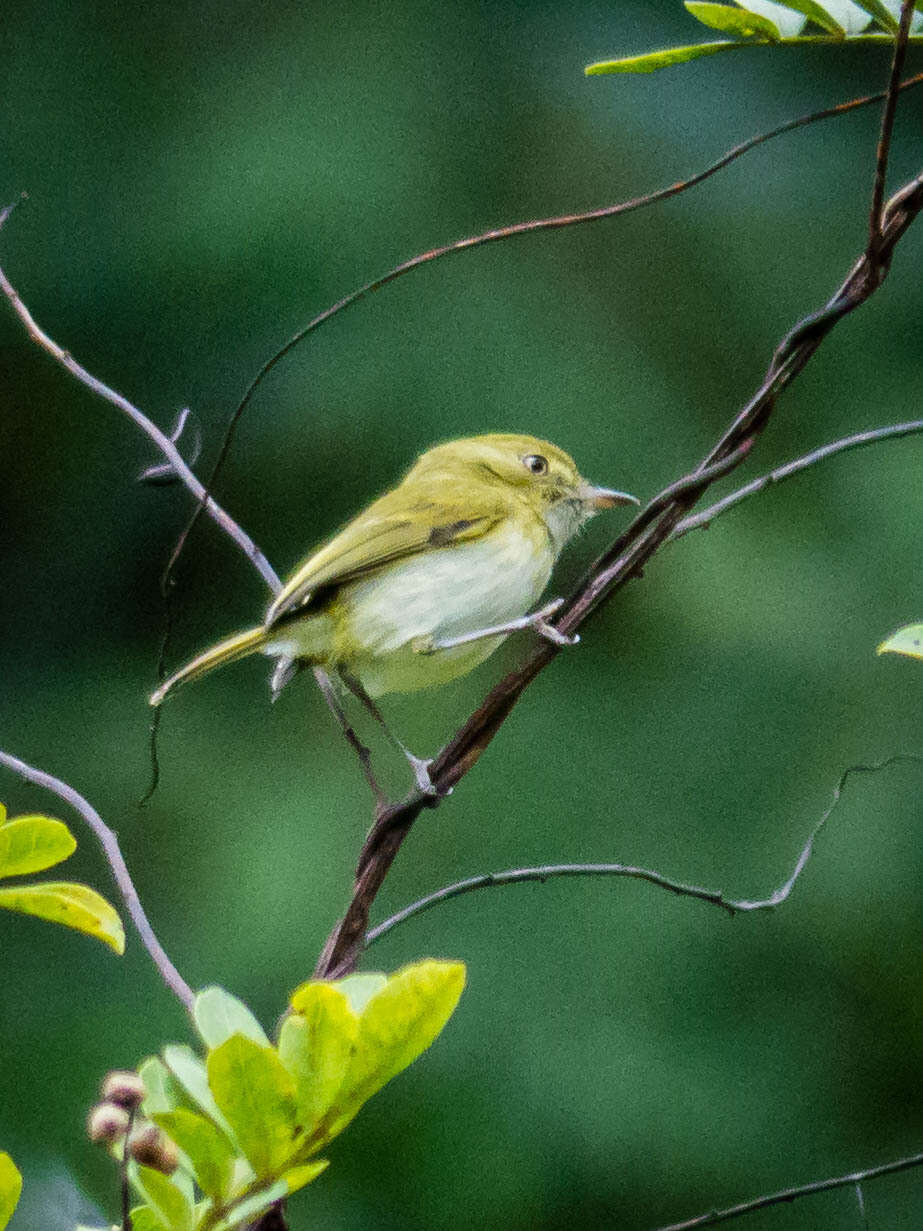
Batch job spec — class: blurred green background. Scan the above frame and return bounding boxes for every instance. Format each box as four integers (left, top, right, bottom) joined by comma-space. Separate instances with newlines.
2, 1, 923, 1227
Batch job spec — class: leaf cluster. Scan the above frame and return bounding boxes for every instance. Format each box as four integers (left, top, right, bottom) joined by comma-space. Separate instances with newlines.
95, 961, 465, 1231
0, 804, 124, 953
586, 0, 923, 74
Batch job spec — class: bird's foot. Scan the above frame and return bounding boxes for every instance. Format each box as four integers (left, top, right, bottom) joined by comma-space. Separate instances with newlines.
404, 751, 451, 798
528, 597, 579, 647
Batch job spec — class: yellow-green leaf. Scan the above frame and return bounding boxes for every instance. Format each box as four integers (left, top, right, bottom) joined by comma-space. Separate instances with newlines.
685, 2, 782, 38
139, 1056, 191, 1118
779, 0, 845, 32
0, 880, 124, 952
221, 1180, 288, 1229
0, 1153, 22, 1231
0, 815, 76, 878
162, 1045, 235, 1139
327, 960, 466, 1136
131, 1166, 194, 1231
737, 0, 807, 34
586, 41, 753, 73
193, 986, 269, 1050
127, 1208, 168, 1231
207, 1036, 298, 1178
878, 623, 923, 659
283, 1159, 329, 1194
853, 0, 898, 28
324, 972, 387, 1015
278, 984, 358, 1137
152, 1108, 236, 1201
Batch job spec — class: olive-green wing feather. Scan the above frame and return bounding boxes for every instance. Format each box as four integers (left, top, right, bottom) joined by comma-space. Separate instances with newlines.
265, 485, 506, 626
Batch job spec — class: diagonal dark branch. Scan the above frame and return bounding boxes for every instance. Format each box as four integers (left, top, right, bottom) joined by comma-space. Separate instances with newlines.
314, 166, 923, 979
867, 0, 917, 270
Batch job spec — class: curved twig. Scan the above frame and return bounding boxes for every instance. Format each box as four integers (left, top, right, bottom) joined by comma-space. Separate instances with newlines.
0, 748, 195, 1012
656, 1148, 923, 1230
0, 206, 279, 595
673, 417, 923, 539
364, 755, 922, 946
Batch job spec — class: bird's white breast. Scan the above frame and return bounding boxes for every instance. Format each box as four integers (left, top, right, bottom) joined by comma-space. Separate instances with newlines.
340, 519, 555, 695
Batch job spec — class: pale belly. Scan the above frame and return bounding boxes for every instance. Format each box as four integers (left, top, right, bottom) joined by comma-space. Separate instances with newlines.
335, 522, 554, 696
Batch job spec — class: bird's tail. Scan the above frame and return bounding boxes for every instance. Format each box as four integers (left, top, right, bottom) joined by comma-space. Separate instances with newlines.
150, 626, 268, 707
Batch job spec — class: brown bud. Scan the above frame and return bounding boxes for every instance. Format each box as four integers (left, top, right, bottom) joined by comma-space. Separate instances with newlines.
129, 1124, 179, 1175
100, 1070, 146, 1110
87, 1102, 131, 1144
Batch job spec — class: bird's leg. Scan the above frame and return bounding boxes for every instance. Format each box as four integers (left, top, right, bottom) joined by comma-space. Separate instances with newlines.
337, 669, 441, 798
312, 666, 389, 811
413, 597, 579, 655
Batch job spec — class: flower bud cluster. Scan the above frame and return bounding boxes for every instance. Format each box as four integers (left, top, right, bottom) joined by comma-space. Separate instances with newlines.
86, 1069, 178, 1175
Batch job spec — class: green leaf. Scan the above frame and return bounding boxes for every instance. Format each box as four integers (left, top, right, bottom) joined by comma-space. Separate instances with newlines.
817, 0, 875, 30
0, 815, 76, 878
685, 2, 782, 37
325, 972, 387, 1015
162, 1045, 236, 1141
193, 986, 270, 1050
152, 1109, 237, 1202
737, 0, 808, 34
327, 961, 466, 1136
282, 1159, 329, 1194
127, 1209, 168, 1231
131, 1166, 194, 1231
878, 623, 923, 659
0, 1153, 22, 1231
140, 1056, 191, 1118
780, 0, 846, 33
278, 984, 358, 1136
207, 1036, 298, 1178
586, 40, 754, 73
0, 880, 125, 952
220, 1180, 288, 1230
853, 0, 900, 29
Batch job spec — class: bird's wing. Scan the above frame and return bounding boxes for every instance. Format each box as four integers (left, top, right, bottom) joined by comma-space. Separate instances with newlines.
265, 486, 506, 626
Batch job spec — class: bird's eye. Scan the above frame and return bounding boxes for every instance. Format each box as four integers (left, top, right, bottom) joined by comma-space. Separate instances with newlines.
523, 454, 548, 475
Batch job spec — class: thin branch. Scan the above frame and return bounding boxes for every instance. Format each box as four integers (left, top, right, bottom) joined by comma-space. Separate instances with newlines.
867, 0, 917, 269
0, 206, 280, 595
656, 1148, 923, 1230
0, 748, 195, 1012
672, 418, 923, 540
166, 71, 923, 586
316, 167, 923, 979
364, 755, 922, 946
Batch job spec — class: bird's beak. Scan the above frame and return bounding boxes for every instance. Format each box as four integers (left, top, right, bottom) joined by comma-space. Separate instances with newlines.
578, 482, 640, 510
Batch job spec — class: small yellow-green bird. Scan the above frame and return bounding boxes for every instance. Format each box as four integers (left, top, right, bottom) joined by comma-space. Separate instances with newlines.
151, 433, 636, 790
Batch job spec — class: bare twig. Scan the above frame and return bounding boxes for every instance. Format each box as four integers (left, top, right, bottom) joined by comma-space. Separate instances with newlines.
0, 207, 280, 595
867, 1, 917, 270
166, 72, 923, 586
316, 167, 923, 980
364, 755, 922, 945
0, 748, 195, 1012
673, 418, 923, 539
656, 1148, 923, 1230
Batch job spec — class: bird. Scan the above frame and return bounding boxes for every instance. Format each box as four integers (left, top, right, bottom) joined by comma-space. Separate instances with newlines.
150, 433, 637, 793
